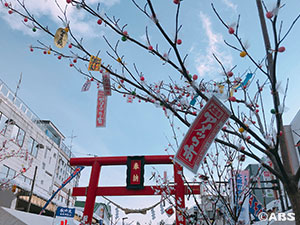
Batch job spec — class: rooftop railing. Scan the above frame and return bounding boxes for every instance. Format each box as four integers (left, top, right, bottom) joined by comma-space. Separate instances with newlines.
0, 79, 74, 158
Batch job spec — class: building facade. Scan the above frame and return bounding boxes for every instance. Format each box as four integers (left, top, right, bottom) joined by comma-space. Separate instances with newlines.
0, 79, 80, 216
74, 201, 111, 225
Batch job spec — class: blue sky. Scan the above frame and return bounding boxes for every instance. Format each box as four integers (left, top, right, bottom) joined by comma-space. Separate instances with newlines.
1, 0, 300, 223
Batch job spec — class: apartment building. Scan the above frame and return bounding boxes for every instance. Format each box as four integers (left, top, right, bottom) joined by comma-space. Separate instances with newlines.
0, 79, 80, 216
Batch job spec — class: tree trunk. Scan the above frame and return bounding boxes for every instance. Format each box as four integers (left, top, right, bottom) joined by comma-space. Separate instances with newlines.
285, 183, 300, 225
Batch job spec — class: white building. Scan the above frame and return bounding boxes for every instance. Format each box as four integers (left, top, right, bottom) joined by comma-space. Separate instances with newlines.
287, 110, 300, 173
0, 79, 80, 216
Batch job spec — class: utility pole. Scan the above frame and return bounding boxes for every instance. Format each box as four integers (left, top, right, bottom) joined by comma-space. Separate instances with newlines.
27, 166, 37, 212
67, 188, 71, 207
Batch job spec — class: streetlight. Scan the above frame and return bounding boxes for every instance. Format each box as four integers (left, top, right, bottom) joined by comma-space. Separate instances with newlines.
122, 217, 128, 225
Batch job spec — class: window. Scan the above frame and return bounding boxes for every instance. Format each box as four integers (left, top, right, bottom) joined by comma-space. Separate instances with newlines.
1, 166, 16, 179
28, 137, 38, 158
10, 124, 25, 146
0, 165, 9, 178
45, 147, 51, 159
53, 153, 56, 158
49, 157, 52, 164
41, 180, 44, 185
42, 162, 46, 170
0, 112, 8, 135
21, 175, 31, 185
8, 168, 16, 179
44, 148, 47, 158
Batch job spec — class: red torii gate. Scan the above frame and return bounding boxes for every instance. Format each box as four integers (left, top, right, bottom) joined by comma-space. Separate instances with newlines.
70, 155, 200, 225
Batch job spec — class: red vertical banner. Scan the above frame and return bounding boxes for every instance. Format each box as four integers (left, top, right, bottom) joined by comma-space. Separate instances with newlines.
174, 164, 186, 225
175, 96, 230, 173
96, 90, 107, 127
126, 156, 145, 189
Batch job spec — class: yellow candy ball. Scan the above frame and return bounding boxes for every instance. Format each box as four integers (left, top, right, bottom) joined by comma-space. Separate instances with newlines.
118, 85, 121, 89
117, 58, 122, 63
240, 51, 247, 57
64, 27, 69, 32
239, 127, 245, 133
47, 50, 51, 54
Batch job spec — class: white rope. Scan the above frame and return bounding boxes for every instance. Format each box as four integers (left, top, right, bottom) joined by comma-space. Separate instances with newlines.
102, 195, 164, 215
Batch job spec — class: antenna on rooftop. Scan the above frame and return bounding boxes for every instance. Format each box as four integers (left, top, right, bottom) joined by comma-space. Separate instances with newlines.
67, 130, 77, 151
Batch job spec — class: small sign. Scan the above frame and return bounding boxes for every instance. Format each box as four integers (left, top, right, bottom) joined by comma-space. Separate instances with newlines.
126, 156, 145, 189
88, 55, 102, 71
102, 71, 112, 96
54, 207, 75, 225
56, 207, 75, 217
96, 90, 107, 127
127, 95, 133, 103
175, 95, 230, 173
81, 79, 91, 92
54, 28, 68, 48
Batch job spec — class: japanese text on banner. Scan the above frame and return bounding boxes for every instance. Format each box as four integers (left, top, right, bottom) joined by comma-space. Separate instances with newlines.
96, 90, 107, 127
175, 96, 230, 173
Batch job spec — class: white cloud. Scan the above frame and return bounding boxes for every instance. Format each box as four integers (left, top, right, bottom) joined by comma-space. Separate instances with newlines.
222, 0, 237, 12
86, 0, 120, 7
195, 12, 232, 77
0, 0, 119, 39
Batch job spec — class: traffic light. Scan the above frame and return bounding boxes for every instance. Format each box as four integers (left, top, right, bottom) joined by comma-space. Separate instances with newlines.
11, 184, 17, 193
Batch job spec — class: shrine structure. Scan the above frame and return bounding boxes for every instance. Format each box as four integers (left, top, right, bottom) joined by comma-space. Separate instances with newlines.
70, 155, 200, 225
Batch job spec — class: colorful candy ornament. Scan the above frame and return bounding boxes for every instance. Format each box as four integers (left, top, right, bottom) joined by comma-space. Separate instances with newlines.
228, 27, 234, 34
240, 51, 247, 57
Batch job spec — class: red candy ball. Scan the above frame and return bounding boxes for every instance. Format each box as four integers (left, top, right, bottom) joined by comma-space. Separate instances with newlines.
266, 11, 273, 19
278, 46, 285, 53
227, 71, 233, 77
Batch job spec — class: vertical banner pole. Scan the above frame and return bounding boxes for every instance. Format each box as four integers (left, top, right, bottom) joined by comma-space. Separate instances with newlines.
174, 163, 186, 225
82, 161, 101, 225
